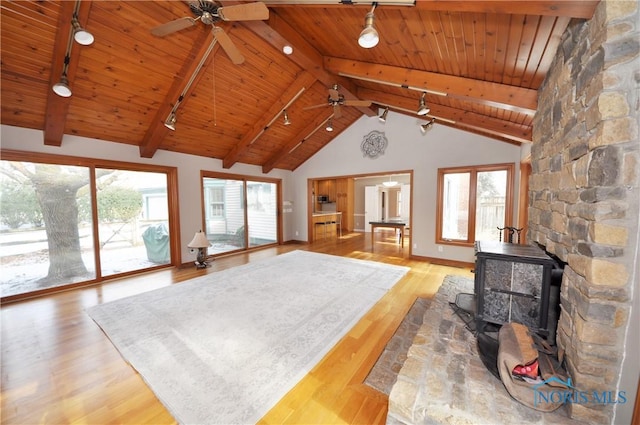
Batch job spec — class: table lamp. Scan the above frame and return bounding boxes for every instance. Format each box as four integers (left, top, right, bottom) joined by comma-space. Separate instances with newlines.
188, 230, 211, 268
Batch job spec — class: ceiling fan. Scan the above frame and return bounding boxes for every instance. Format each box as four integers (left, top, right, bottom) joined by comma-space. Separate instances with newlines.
150, 1, 269, 65
304, 84, 371, 118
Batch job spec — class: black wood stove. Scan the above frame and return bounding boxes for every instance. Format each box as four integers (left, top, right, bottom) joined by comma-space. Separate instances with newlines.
453, 241, 562, 377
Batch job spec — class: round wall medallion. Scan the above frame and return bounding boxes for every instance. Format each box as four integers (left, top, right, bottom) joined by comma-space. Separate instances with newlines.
360, 130, 388, 159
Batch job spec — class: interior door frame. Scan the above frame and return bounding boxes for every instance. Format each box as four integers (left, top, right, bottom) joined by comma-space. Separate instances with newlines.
307, 170, 413, 251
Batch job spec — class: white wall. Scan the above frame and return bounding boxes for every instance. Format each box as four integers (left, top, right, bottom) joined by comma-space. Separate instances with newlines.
291, 111, 522, 263
0, 125, 292, 263
2, 111, 523, 264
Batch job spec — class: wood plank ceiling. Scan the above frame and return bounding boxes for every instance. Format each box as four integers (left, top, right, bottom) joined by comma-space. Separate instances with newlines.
1, 1, 599, 172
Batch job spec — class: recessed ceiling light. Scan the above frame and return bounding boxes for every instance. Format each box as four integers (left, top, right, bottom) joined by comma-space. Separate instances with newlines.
282, 45, 293, 55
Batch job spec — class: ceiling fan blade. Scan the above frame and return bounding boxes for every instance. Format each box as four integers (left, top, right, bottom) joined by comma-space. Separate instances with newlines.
343, 100, 372, 107
303, 104, 330, 111
333, 104, 342, 119
212, 27, 245, 65
218, 2, 269, 21
151, 17, 196, 37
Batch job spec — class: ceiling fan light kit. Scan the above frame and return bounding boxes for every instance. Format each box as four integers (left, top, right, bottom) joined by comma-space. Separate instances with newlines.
358, 5, 379, 48
417, 92, 430, 116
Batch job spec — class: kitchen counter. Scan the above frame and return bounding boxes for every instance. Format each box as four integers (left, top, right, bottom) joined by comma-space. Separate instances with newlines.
312, 212, 342, 240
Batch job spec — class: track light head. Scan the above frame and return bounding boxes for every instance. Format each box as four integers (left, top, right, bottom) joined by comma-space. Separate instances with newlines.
283, 110, 291, 126
164, 112, 177, 131
326, 119, 333, 132
417, 92, 430, 116
52, 75, 72, 97
358, 5, 379, 48
72, 16, 94, 46
378, 107, 389, 123
420, 117, 436, 134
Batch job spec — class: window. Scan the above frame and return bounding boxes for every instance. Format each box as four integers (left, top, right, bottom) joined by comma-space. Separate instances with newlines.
436, 163, 514, 246
0, 151, 178, 299
202, 173, 280, 256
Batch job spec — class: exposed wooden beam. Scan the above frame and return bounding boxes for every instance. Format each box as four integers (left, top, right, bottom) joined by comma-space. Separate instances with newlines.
262, 1, 599, 19
412, 1, 599, 18
325, 57, 538, 115
241, 10, 375, 117
262, 112, 333, 174
222, 71, 317, 169
358, 88, 531, 144
139, 29, 216, 158
43, 1, 92, 147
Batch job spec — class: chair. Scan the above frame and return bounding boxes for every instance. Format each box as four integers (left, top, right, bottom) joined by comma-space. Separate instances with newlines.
497, 226, 523, 244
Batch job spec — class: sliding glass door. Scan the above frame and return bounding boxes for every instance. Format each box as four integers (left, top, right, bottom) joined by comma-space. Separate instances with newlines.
246, 180, 277, 248
203, 174, 279, 256
0, 153, 176, 299
96, 169, 170, 277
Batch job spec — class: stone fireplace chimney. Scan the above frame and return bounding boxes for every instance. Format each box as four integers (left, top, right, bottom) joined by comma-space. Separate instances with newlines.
529, 2, 639, 423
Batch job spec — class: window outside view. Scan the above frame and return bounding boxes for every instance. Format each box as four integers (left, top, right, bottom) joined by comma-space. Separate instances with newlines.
440, 166, 510, 244
203, 177, 278, 256
0, 161, 170, 298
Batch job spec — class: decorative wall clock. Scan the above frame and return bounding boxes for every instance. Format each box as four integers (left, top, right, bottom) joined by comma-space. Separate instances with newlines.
360, 130, 388, 159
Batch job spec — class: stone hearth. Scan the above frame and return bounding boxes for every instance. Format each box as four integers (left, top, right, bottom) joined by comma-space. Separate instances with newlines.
387, 275, 581, 425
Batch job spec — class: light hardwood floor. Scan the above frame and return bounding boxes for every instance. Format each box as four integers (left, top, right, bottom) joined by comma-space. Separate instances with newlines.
1, 231, 473, 424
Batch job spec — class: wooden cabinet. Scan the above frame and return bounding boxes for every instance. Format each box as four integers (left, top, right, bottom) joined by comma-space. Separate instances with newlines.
335, 178, 354, 231
316, 179, 336, 200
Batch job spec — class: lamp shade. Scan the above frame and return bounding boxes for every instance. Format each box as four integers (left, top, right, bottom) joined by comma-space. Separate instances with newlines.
187, 231, 210, 248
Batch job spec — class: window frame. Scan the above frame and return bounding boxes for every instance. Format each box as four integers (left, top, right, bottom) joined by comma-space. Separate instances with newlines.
435, 162, 515, 247
0, 149, 180, 300
200, 170, 282, 256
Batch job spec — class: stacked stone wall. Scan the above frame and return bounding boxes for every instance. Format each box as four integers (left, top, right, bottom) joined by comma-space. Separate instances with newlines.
529, 1, 639, 423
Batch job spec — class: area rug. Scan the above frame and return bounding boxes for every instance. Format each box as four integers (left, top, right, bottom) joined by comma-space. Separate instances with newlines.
87, 250, 409, 424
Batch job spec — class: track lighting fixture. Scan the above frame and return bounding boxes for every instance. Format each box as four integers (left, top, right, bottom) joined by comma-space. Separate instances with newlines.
417, 92, 430, 116
283, 109, 291, 125
72, 14, 94, 45
358, 4, 379, 48
53, 54, 72, 97
420, 117, 436, 134
378, 106, 389, 123
52, 74, 72, 97
51, 2, 93, 98
164, 112, 177, 131
326, 118, 334, 132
